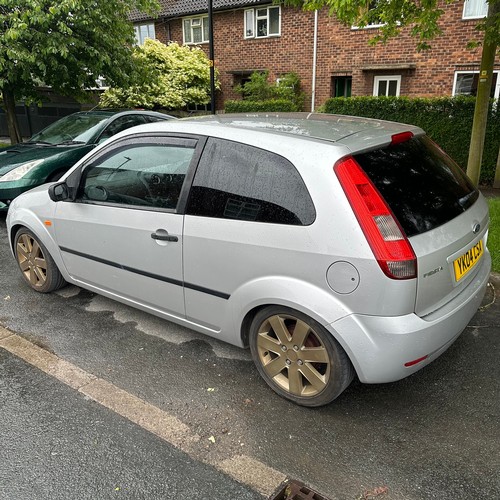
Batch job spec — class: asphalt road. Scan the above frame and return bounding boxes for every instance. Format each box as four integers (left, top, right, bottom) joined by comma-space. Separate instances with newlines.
1, 212, 499, 500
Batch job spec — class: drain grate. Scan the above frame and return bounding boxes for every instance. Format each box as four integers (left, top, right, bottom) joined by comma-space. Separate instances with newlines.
270, 480, 332, 500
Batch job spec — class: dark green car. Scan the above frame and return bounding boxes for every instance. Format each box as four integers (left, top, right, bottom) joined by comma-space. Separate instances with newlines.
0, 110, 173, 210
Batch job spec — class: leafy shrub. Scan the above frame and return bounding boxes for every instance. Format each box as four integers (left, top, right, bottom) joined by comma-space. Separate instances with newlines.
321, 96, 499, 184
274, 72, 305, 110
229, 70, 304, 112
234, 71, 273, 101
224, 99, 300, 113
100, 40, 218, 110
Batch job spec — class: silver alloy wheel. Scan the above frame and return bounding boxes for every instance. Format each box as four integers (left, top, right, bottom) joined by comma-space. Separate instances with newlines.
256, 314, 331, 397
16, 233, 48, 288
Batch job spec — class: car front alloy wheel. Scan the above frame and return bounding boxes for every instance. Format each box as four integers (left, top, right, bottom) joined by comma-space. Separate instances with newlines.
14, 228, 66, 293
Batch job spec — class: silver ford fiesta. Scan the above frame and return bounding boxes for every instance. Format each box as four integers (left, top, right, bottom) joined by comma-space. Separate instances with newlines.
6, 113, 491, 406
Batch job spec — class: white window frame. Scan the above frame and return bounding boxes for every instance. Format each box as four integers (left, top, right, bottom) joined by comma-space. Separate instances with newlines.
244, 6, 281, 39
134, 23, 155, 45
183, 16, 209, 45
373, 75, 401, 96
452, 70, 500, 99
462, 0, 488, 20
351, 1, 385, 30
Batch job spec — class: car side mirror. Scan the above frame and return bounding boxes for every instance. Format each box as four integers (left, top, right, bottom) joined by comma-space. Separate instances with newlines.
48, 182, 70, 202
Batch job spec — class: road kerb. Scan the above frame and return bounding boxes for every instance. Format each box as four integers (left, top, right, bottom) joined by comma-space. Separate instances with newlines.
80, 378, 199, 451
0, 328, 287, 498
0, 326, 13, 341
217, 455, 287, 497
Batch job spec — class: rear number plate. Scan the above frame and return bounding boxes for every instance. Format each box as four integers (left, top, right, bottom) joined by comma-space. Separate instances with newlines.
453, 240, 484, 282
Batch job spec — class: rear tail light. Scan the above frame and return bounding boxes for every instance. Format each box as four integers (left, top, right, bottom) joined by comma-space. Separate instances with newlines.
334, 156, 417, 280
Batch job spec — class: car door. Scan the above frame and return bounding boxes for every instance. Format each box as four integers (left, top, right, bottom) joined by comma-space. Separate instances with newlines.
53, 135, 199, 320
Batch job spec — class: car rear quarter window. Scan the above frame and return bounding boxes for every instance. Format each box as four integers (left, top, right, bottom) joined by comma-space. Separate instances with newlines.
353, 135, 478, 237
186, 138, 315, 225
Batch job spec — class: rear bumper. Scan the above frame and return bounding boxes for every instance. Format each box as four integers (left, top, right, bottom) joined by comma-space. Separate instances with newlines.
330, 250, 491, 383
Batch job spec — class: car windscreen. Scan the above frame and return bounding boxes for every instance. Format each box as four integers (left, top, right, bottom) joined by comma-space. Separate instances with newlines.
353, 135, 478, 238
28, 114, 110, 145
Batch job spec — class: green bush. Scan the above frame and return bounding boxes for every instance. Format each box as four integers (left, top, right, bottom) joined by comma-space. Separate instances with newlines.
321, 96, 500, 184
234, 71, 273, 101
229, 70, 304, 112
488, 198, 500, 273
273, 72, 305, 110
100, 40, 217, 110
224, 99, 300, 113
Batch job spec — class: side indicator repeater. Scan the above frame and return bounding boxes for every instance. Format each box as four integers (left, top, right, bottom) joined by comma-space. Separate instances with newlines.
44, 220, 52, 227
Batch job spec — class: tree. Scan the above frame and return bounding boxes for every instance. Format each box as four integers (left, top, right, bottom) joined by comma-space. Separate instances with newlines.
0, 0, 159, 144
100, 40, 218, 110
466, 0, 500, 187
283, 0, 500, 186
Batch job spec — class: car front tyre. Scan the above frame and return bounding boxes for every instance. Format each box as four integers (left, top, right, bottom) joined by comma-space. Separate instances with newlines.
14, 228, 66, 293
249, 306, 354, 407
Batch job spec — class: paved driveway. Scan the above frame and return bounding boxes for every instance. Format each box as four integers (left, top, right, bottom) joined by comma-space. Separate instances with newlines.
1, 212, 499, 499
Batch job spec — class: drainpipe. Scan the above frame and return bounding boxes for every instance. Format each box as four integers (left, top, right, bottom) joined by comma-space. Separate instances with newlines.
311, 10, 318, 112
208, 0, 216, 114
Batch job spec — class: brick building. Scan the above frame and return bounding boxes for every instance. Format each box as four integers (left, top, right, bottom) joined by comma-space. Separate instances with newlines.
130, 0, 500, 111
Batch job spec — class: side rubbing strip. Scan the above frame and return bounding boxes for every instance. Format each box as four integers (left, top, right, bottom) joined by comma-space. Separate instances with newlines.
184, 282, 230, 300
59, 246, 230, 300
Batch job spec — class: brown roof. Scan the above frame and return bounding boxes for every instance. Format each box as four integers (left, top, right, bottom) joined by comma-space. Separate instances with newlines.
130, 0, 271, 22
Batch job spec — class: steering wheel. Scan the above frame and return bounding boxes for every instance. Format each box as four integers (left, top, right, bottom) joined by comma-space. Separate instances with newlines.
136, 171, 159, 198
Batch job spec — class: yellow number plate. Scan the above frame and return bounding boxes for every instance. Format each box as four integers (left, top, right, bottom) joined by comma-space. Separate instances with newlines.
453, 240, 484, 282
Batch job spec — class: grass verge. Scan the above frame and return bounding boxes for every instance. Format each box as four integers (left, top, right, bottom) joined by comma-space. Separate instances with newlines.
488, 198, 500, 273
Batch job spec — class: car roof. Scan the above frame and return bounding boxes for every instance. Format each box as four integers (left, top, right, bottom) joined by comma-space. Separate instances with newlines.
182, 113, 423, 148
105, 112, 424, 158
72, 109, 173, 120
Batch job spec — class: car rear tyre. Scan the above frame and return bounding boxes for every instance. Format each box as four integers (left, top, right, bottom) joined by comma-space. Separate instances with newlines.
14, 228, 66, 293
249, 306, 354, 407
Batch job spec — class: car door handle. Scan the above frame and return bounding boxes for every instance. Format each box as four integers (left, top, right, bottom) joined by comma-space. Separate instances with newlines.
151, 230, 178, 242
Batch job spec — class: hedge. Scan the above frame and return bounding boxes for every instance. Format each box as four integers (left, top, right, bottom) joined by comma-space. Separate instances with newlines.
321, 96, 500, 184
224, 99, 300, 113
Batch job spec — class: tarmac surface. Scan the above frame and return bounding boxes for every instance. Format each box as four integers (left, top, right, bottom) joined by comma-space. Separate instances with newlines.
1, 210, 499, 499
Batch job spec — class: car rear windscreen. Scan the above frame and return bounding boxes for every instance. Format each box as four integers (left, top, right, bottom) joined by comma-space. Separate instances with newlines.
354, 135, 479, 237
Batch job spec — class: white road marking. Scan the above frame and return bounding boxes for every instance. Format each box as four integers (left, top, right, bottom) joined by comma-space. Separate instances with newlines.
0, 326, 286, 497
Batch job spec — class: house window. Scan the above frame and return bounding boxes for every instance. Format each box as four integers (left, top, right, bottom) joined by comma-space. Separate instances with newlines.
373, 75, 401, 96
332, 76, 352, 97
134, 23, 155, 45
352, 1, 384, 29
183, 16, 209, 44
244, 6, 280, 39
463, 0, 488, 19
453, 71, 500, 99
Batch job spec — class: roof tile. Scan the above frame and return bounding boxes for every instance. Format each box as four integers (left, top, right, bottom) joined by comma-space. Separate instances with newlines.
130, 0, 271, 22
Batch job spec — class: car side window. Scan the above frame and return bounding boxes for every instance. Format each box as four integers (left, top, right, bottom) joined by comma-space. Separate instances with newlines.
144, 115, 168, 123
98, 115, 147, 144
186, 138, 315, 225
78, 143, 195, 210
